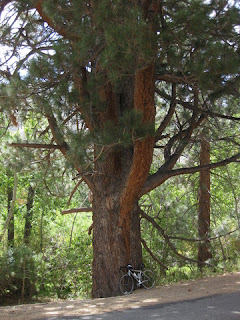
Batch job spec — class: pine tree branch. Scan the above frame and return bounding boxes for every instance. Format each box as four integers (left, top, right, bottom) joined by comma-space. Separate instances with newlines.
67, 178, 84, 207
141, 152, 240, 196
9, 142, 63, 149
155, 84, 176, 142
0, 0, 11, 13
142, 110, 207, 197
169, 225, 240, 242
156, 73, 196, 85
62, 207, 92, 215
156, 113, 206, 178
141, 237, 168, 270
164, 152, 240, 178
155, 88, 240, 121
140, 210, 215, 267
13, 46, 53, 77
34, 0, 79, 41
39, 109, 80, 138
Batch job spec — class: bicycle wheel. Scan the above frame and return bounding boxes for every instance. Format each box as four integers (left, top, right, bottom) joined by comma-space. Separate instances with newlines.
142, 270, 155, 289
119, 274, 134, 295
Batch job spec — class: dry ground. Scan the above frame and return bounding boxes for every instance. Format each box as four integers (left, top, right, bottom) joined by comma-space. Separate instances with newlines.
1, 271, 240, 320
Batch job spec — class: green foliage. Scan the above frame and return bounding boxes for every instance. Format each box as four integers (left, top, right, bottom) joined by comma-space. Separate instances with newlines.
37, 235, 92, 299
92, 109, 155, 148
0, 145, 93, 302
0, 0, 239, 303
141, 155, 240, 284
0, 245, 37, 299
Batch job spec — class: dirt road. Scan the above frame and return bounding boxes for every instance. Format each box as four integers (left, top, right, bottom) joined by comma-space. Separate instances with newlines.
1, 272, 240, 320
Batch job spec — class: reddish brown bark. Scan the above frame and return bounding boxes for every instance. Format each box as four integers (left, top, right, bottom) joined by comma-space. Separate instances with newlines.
91, 147, 143, 297
34, 0, 79, 40
90, 61, 156, 297
120, 63, 156, 261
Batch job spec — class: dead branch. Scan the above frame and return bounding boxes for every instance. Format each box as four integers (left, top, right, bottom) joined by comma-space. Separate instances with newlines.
67, 178, 84, 207
140, 209, 215, 267
155, 87, 240, 121
141, 237, 168, 270
167, 152, 240, 177
9, 143, 63, 149
62, 207, 92, 215
34, 0, 79, 41
142, 151, 240, 197
156, 73, 195, 85
169, 225, 240, 242
88, 224, 93, 235
155, 83, 176, 142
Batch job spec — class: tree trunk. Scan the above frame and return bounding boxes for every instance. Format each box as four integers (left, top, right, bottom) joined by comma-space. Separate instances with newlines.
91, 148, 143, 298
92, 194, 142, 298
7, 181, 14, 246
90, 62, 155, 297
198, 133, 212, 267
0, 172, 18, 244
24, 185, 35, 244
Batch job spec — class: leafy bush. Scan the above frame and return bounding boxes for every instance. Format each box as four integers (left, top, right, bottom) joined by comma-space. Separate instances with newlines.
37, 236, 92, 299
0, 245, 37, 300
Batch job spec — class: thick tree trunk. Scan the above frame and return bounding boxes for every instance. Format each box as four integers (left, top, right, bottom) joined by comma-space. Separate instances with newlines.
198, 134, 212, 267
91, 62, 155, 297
91, 148, 143, 298
92, 193, 142, 297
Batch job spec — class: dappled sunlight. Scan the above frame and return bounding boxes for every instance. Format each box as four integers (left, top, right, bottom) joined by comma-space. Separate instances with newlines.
142, 298, 159, 303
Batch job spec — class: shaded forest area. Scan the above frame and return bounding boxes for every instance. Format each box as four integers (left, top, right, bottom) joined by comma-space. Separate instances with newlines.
0, 0, 240, 302
0, 137, 240, 303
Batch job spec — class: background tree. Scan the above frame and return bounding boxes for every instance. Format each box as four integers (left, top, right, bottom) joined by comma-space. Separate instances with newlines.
7, 170, 14, 246
0, 0, 239, 297
23, 184, 35, 245
198, 127, 212, 267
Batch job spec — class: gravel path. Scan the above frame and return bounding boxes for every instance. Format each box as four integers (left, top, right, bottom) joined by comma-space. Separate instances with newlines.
1, 272, 240, 320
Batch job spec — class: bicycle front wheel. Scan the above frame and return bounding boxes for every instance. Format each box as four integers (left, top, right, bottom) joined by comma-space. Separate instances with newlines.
142, 270, 155, 289
119, 274, 134, 295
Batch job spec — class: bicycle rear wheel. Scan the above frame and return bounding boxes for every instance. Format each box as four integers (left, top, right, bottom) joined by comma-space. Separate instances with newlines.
119, 274, 134, 295
142, 270, 155, 289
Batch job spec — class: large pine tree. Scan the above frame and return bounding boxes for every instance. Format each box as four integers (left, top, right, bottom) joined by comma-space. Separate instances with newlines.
0, 0, 239, 297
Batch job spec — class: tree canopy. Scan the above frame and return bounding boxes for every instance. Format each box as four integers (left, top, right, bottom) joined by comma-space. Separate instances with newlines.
0, 0, 240, 297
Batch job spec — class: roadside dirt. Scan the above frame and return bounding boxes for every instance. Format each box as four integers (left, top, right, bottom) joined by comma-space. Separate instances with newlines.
1, 272, 240, 320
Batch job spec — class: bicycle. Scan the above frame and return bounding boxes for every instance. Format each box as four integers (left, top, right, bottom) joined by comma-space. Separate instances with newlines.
119, 264, 155, 295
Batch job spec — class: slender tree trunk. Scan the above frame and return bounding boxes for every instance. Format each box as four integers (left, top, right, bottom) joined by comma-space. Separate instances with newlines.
24, 185, 35, 244
7, 181, 14, 246
0, 172, 18, 244
198, 133, 212, 267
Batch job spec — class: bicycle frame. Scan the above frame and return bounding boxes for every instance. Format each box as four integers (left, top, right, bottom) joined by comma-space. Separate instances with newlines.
127, 267, 146, 286
119, 264, 155, 294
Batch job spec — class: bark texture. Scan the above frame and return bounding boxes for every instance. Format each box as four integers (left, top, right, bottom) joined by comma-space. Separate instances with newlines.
91, 64, 155, 297
120, 63, 156, 262
92, 148, 143, 297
